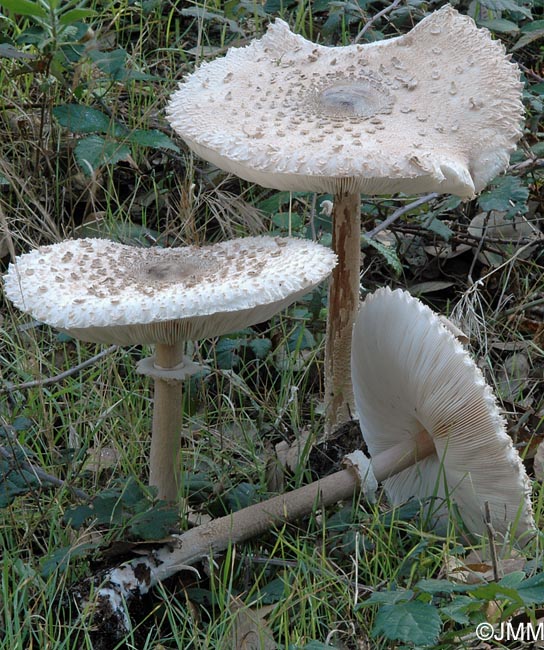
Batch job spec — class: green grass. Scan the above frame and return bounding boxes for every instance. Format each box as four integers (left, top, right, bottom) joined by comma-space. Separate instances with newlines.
1, 0, 543, 647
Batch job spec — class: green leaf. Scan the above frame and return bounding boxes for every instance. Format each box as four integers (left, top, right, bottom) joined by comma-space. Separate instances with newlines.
257, 192, 290, 214
74, 135, 131, 175
498, 571, 526, 589
421, 214, 454, 241
249, 338, 272, 359
0, 451, 42, 507
225, 482, 260, 510
88, 48, 127, 77
478, 175, 529, 217
75, 220, 161, 247
215, 337, 244, 369
372, 601, 442, 644
126, 129, 180, 152
40, 542, 95, 578
64, 503, 94, 529
53, 104, 127, 136
65, 478, 178, 540
479, 0, 532, 18
59, 8, 97, 24
469, 582, 523, 604
362, 234, 402, 275
522, 19, 544, 32
287, 324, 316, 352
179, 471, 215, 500
1, 0, 48, 19
256, 191, 309, 215
364, 589, 414, 606
128, 503, 178, 540
380, 499, 426, 525
477, 18, 520, 33
512, 27, 544, 50
415, 578, 468, 595
272, 212, 302, 231
264, 0, 297, 12
88, 48, 158, 81
439, 595, 475, 625
0, 43, 35, 59
258, 577, 290, 604
11, 416, 33, 432
516, 573, 544, 604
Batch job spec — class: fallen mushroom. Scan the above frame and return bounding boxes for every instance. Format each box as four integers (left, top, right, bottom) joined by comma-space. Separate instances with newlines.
3, 236, 337, 502
351, 287, 535, 541
166, 5, 524, 431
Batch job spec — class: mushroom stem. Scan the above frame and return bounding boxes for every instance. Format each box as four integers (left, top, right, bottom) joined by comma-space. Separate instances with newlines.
371, 430, 436, 482
325, 191, 361, 432
149, 342, 186, 502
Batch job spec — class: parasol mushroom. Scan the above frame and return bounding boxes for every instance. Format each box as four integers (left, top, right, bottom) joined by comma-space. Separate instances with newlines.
351, 287, 535, 541
3, 236, 337, 502
166, 5, 524, 431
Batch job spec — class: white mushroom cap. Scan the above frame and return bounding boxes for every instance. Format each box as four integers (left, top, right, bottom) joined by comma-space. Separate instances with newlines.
351, 287, 534, 541
167, 6, 523, 198
3, 236, 337, 346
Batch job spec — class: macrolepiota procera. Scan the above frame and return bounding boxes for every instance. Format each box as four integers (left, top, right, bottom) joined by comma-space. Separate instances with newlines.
166, 5, 524, 432
3, 236, 337, 503
351, 287, 535, 542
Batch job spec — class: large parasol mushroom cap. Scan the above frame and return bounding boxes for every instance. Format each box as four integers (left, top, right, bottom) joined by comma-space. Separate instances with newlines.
4, 236, 337, 346
351, 287, 535, 542
167, 5, 523, 198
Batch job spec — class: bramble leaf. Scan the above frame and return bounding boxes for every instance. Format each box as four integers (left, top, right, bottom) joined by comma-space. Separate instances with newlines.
53, 104, 127, 135
74, 135, 131, 175
372, 601, 442, 645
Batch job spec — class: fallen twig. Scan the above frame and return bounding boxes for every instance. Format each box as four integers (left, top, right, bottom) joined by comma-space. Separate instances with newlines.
508, 156, 544, 174
1, 345, 118, 394
366, 193, 439, 240
0, 444, 90, 501
355, 0, 403, 43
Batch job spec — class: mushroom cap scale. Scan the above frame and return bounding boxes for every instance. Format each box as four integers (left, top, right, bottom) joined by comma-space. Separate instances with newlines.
167, 6, 523, 198
4, 236, 337, 346
351, 287, 534, 541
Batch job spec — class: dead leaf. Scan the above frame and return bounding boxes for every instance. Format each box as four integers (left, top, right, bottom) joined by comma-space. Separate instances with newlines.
84, 446, 119, 473
275, 430, 312, 474
468, 211, 543, 266
424, 242, 471, 259
442, 549, 525, 584
497, 352, 530, 402
409, 281, 455, 295
438, 315, 470, 344
0, 235, 8, 258
228, 599, 277, 650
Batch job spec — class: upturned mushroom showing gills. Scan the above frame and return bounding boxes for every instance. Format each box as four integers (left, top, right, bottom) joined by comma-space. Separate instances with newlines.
351, 287, 535, 543
4, 236, 337, 503
166, 5, 524, 433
